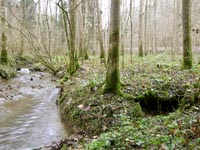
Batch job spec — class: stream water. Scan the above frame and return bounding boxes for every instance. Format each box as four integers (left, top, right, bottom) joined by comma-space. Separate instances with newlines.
0, 69, 68, 150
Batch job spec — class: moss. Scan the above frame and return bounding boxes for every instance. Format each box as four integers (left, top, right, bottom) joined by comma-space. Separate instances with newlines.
104, 67, 121, 95
135, 89, 180, 114
0, 49, 8, 65
139, 43, 143, 57
183, 56, 192, 69
100, 50, 105, 60
84, 50, 89, 60
104, 45, 121, 95
61, 145, 67, 150
60, 74, 70, 84
59, 94, 67, 105
0, 65, 16, 80
68, 51, 79, 75
122, 93, 134, 100
182, 0, 192, 69
1, 32, 8, 65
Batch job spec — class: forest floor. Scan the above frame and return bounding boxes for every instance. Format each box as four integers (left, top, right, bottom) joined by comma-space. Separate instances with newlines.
55, 54, 200, 150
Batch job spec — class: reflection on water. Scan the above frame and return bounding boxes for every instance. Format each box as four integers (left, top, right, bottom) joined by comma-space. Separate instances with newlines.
0, 71, 68, 150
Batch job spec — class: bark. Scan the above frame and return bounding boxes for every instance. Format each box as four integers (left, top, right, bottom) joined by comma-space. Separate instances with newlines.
175, 0, 180, 54
153, 0, 157, 54
86, 0, 95, 55
129, 0, 135, 63
0, 0, 8, 65
121, 0, 125, 68
97, 0, 105, 63
172, 0, 180, 60
68, 0, 78, 74
144, 0, 148, 55
139, 0, 144, 57
80, 0, 89, 60
182, 0, 192, 69
104, 0, 121, 94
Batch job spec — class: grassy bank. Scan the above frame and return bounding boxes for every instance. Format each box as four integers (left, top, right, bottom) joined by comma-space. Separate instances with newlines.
58, 54, 200, 150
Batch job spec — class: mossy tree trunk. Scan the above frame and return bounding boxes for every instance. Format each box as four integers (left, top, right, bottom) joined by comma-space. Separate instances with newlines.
0, 0, 8, 65
104, 0, 121, 95
68, 0, 79, 75
182, 0, 192, 69
138, 0, 144, 57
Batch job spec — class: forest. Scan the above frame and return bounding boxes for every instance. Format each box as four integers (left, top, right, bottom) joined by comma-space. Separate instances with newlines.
0, 0, 199, 149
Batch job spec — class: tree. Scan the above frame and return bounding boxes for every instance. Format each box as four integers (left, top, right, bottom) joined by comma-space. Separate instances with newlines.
86, 0, 96, 56
182, 0, 192, 69
104, 0, 120, 94
78, 0, 89, 60
153, 0, 157, 54
0, 0, 8, 65
68, 0, 79, 74
174, 0, 181, 54
97, 0, 105, 63
138, 0, 144, 57
20, 0, 36, 28
19, 0, 36, 56
144, 0, 149, 55
129, 0, 135, 62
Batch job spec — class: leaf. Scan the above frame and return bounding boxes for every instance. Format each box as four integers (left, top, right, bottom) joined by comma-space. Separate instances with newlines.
78, 104, 84, 109
105, 139, 111, 147
136, 139, 145, 146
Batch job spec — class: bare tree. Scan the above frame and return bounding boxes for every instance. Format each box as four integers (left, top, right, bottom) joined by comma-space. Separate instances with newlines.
139, 0, 144, 57
129, 0, 135, 62
144, 0, 149, 55
97, 0, 105, 64
68, 0, 79, 74
0, 0, 8, 65
104, 0, 121, 94
153, 0, 157, 54
182, 0, 192, 69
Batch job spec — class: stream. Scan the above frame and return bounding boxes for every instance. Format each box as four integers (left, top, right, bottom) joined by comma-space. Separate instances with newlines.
0, 69, 68, 150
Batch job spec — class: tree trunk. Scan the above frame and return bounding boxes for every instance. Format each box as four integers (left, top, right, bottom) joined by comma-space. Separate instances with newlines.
175, 0, 180, 54
144, 0, 149, 55
153, 0, 157, 54
81, 0, 89, 60
182, 0, 192, 69
68, 0, 78, 74
138, 0, 144, 57
129, 0, 135, 63
0, 0, 8, 65
104, 0, 121, 94
97, 0, 105, 64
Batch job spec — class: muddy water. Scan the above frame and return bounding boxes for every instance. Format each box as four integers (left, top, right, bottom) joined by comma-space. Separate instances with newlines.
0, 69, 68, 150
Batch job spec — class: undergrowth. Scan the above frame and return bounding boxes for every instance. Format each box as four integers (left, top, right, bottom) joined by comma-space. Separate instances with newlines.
86, 107, 200, 150
57, 54, 200, 150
